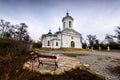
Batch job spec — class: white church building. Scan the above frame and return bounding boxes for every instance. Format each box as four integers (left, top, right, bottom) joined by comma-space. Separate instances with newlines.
41, 12, 82, 49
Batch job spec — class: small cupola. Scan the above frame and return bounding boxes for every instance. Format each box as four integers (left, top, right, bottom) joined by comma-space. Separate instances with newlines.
47, 29, 52, 36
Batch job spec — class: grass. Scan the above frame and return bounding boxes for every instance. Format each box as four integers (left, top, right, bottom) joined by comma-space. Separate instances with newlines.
62, 53, 89, 57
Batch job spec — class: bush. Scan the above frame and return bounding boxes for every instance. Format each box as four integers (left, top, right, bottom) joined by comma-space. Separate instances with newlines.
0, 37, 33, 79
109, 42, 120, 50
0, 38, 14, 49
33, 42, 42, 48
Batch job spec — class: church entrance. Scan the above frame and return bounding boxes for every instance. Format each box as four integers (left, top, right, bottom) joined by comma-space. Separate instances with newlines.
71, 41, 75, 48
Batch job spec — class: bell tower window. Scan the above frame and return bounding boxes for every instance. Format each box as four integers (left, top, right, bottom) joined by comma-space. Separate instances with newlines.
63, 22, 65, 28
69, 21, 71, 28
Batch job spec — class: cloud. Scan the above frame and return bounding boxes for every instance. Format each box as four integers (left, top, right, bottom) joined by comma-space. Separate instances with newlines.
0, 0, 120, 41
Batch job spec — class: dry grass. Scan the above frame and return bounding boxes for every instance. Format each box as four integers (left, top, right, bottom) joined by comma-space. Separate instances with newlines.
29, 68, 105, 80
0, 48, 105, 80
35, 48, 91, 51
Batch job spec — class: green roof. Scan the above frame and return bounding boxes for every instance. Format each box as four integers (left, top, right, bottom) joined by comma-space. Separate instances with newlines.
47, 32, 52, 36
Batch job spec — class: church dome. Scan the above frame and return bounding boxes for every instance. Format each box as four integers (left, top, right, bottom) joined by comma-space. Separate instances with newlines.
62, 12, 74, 22
54, 31, 61, 36
54, 28, 61, 36
47, 32, 52, 35
47, 29, 52, 36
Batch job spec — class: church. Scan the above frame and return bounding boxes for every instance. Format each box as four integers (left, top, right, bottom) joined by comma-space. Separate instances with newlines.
41, 12, 82, 49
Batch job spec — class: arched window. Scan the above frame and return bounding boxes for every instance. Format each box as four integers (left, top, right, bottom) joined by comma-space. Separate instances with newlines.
63, 22, 65, 28
56, 42, 58, 46
69, 21, 71, 28
48, 41, 50, 46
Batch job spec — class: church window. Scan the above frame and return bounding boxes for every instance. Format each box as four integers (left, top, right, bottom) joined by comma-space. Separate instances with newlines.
48, 41, 50, 46
69, 21, 71, 28
63, 22, 65, 28
71, 41, 75, 48
71, 36, 73, 39
56, 42, 58, 46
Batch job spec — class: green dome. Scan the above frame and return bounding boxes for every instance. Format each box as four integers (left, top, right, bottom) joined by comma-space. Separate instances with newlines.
54, 31, 61, 36
47, 29, 52, 36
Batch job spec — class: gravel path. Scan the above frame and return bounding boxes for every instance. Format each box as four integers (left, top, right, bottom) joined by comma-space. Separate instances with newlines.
76, 55, 120, 80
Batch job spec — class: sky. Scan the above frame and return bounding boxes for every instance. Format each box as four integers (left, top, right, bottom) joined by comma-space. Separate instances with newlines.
0, 0, 120, 42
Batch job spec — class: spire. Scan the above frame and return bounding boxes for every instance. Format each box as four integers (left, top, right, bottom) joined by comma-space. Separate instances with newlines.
59, 27, 61, 31
47, 29, 52, 35
66, 9, 69, 16
49, 29, 51, 32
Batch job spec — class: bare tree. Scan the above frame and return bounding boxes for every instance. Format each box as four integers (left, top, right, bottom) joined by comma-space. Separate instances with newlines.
0, 19, 13, 38
0, 19, 30, 42
3, 21, 11, 38
15, 23, 28, 41
0, 19, 5, 38
87, 35, 96, 47
8, 25, 15, 39
115, 26, 120, 43
105, 34, 114, 44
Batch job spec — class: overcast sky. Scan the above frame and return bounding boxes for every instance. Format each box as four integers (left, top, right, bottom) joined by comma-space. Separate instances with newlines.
0, 0, 120, 42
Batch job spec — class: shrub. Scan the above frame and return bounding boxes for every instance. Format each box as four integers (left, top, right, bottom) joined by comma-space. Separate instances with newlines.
33, 42, 42, 48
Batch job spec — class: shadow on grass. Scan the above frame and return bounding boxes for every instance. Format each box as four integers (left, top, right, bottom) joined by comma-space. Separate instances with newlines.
62, 53, 89, 57
107, 65, 120, 75
29, 68, 105, 80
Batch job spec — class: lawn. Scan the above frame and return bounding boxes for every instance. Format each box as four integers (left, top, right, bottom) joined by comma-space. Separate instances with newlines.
62, 53, 89, 57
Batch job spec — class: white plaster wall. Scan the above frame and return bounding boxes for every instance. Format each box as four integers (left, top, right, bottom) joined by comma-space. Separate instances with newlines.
42, 38, 47, 48
52, 40, 61, 48
62, 34, 82, 48
63, 18, 73, 29
62, 35, 71, 48
42, 36, 57, 48
57, 33, 61, 39
42, 33, 82, 48
73, 37, 82, 48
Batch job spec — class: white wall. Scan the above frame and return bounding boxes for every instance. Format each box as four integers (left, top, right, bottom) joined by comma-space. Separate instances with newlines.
62, 34, 82, 48
63, 18, 73, 29
51, 40, 61, 48
42, 36, 57, 48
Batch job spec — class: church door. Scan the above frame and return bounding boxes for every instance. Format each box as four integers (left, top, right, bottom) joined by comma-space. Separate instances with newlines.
71, 41, 75, 48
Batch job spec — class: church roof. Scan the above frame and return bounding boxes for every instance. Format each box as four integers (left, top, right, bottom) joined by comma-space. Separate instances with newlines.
62, 28, 81, 36
47, 32, 52, 36
54, 31, 62, 36
51, 38, 61, 41
62, 12, 74, 22
47, 29, 53, 36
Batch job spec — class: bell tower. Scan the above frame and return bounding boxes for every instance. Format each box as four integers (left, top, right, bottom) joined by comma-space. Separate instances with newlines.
62, 12, 74, 29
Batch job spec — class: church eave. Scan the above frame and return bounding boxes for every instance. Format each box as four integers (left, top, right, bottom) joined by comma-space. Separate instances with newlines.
62, 28, 81, 35
62, 16, 74, 22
